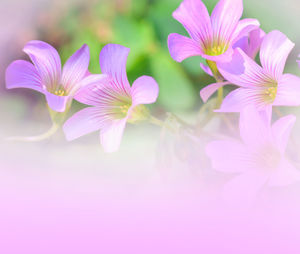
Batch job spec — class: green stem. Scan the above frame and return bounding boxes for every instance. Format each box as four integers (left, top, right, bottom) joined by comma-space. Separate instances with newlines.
149, 116, 176, 133
6, 122, 60, 142
216, 86, 223, 108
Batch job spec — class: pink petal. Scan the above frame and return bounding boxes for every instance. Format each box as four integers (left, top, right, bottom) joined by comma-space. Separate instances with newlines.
23, 40, 61, 90
216, 87, 266, 113
274, 74, 300, 106
172, 0, 212, 44
168, 33, 203, 62
99, 44, 131, 95
200, 82, 230, 103
131, 76, 159, 106
223, 172, 269, 205
44, 90, 71, 113
239, 106, 271, 148
231, 18, 260, 45
217, 48, 269, 88
61, 44, 90, 94
247, 28, 266, 59
200, 63, 213, 77
100, 119, 127, 153
268, 159, 300, 187
63, 107, 107, 141
74, 74, 110, 106
206, 140, 250, 173
272, 114, 296, 153
5, 60, 42, 92
211, 0, 243, 45
260, 30, 294, 80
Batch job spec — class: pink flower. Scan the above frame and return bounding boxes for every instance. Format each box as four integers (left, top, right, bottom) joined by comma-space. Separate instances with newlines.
202, 30, 300, 112
63, 44, 159, 153
206, 106, 300, 203
168, 0, 259, 64
5, 40, 95, 112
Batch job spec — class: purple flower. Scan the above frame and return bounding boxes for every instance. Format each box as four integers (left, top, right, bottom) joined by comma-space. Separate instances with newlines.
168, 0, 259, 64
5, 40, 95, 112
206, 106, 300, 203
211, 30, 300, 112
63, 44, 159, 153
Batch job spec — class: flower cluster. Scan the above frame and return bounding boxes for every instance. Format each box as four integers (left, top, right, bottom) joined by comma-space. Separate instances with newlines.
5, 0, 300, 202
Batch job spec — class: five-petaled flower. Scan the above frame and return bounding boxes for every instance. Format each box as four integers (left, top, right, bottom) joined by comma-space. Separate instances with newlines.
63, 44, 159, 153
6, 40, 93, 112
204, 30, 300, 113
206, 106, 300, 204
168, 0, 260, 78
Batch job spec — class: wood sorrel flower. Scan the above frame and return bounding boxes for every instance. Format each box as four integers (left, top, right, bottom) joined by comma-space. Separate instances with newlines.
206, 106, 300, 203
168, 0, 259, 75
6, 40, 92, 113
212, 30, 300, 112
63, 44, 159, 153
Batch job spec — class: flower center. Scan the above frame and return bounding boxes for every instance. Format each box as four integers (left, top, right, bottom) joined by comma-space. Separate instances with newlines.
54, 88, 66, 96
256, 145, 281, 171
263, 83, 278, 103
205, 43, 228, 56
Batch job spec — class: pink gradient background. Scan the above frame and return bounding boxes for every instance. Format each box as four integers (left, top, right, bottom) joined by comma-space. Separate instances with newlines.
1, 0, 300, 253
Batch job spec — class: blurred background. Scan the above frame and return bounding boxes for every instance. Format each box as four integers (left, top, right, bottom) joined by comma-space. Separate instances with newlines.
1, 1, 300, 252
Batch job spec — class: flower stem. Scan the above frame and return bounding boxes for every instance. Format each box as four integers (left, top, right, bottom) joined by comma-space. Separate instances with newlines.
149, 116, 176, 133
5, 122, 60, 142
216, 86, 223, 108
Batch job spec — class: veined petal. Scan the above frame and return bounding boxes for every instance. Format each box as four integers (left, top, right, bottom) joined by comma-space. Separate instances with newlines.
44, 90, 71, 113
222, 172, 269, 205
216, 87, 267, 113
200, 63, 213, 77
99, 44, 131, 96
272, 114, 296, 153
247, 28, 266, 59
200, 81, 230, 103
172, 0, 212, 44
218, 48, 270, 88
273, 74, 300, 106
206, 140, 250, 173
73, 74, 110, 105
100, 119, 127, 153
62, 44, 90, 94
211, 0, 243, 46
231, 18, 260, 45
131, 76, 159, 106
63, 107, 107, 141
268, 159, 300, 187
239, 106, 271, 148
260, 30, 294, 80
168, 33, 203, 62
23, 40, 61, 91
5, 60, 42, 92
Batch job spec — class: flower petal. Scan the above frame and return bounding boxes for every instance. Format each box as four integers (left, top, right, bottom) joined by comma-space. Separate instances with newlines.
61, 44, 90, 94
5, 60, 42, 92
44, 90, 71, 113
23, 40, 61, 90
200, 82, 230, 103
211, 0, 243, 45
268, 159, 300, 187
223, 172, 269, 205
260, 30, 294, 79
99, 44, 131, 95
272, 114, 296, 153
206, 140, 250, 173
100, 119, 127, 153
273, 74, 300, 106
168, 33, 203, 62
63, 107, 106, 141
217, 48, 269, 88
200, 63, 213, 77
131, 76, 159, 106
247, 28, 266, 59
172, 0, 212, 44
231, 18, 260, 45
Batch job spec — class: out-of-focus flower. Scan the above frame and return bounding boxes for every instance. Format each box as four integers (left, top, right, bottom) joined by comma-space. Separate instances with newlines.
206, 106, 300, 203
168, 0, 259, 77
200, 28, 266, 102
63, 44, 159, 153
203, 30, 300, 112
5, 40, 94, 112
